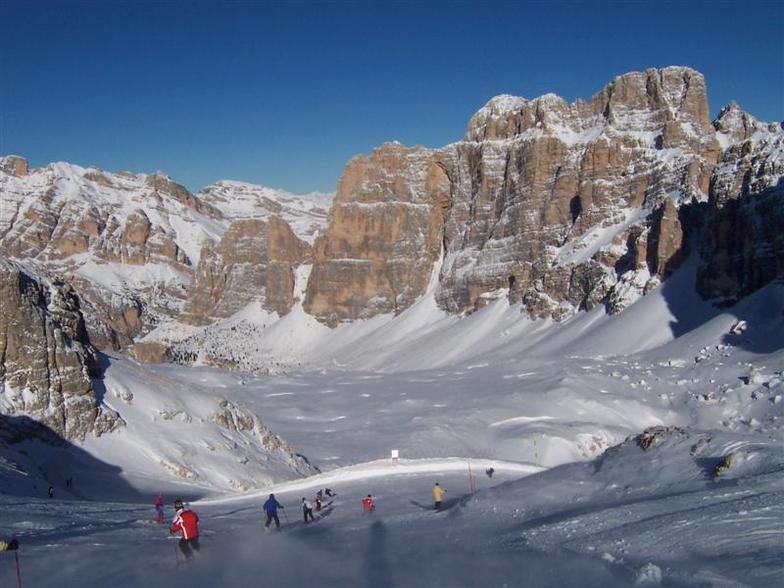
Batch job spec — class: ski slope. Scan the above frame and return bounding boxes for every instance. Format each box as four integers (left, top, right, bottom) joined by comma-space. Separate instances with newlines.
1, 429, 782, 587
1, 262, 783, 586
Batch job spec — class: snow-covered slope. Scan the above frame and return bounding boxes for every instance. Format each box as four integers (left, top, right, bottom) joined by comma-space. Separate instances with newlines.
196, 180, 333, 245
0, 352, 317, 500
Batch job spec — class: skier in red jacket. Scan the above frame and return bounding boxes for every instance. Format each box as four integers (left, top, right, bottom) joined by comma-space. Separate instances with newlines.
154, 493, 164, 524
362, 494, 375, 513
170, 499, 200, 559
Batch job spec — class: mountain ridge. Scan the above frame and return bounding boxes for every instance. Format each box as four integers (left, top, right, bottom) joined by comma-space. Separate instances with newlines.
1, 65, 781, 372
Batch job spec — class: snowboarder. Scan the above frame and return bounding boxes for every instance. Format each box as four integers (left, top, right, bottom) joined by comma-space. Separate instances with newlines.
302, 497, 315, 523
432, 482, 446, 510
263, 493, 284, 529
48, 485, 54, 498
170, 499, 200, 560
362, 494, 375, 513
315, 489, 323, 511
486, 467, 495, 478
0, 538, 19, 551
155, 493, 165, 524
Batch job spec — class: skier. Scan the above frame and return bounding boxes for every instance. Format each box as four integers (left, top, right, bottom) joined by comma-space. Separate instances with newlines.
170, 499, 200, 560
48, 485, 54, 498
432, 482, 446, 510
325, 488, 336, 498
315, 489, 323, 511
302, 497, 315, 523
154, 493, 165, 524
485, 467, 495, 478
263, 493, 285, 529
0, 538, 19, 551
362, 494, 375, 513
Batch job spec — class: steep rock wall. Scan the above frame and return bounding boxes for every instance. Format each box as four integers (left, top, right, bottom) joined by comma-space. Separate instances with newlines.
305, 67, 741, 323
0, 260, 119, 441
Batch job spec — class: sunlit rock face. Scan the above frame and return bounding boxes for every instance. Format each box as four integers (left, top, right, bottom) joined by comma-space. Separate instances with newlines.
303, 142, 449, 325
1, 66, 780, 344
305, 67, 781, 322
0, 159, 330, 348
0, 260, 120, 441
0, 161, 214, 348
182, 216, 310, 325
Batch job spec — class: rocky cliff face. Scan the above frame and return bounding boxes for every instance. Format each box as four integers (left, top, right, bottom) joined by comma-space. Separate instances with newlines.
304, 67, 780, 323
0, 260, 120, 441
1, 66, 781, 363
182, 216, 310, 325
0, 161, 332, 349
1, 155, 28, 177
697, 104, 784, 304
304, 143, 449, 325
0, 162, 218, 348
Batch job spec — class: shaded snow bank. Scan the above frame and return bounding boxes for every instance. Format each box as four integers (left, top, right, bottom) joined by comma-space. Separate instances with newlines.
468, 427, 784, 587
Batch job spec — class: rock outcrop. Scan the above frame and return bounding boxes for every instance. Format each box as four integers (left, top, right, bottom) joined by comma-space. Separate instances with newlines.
697, 104, 784, 304
304, 67, 780, 323
304, 143, 449, 325
182, 216, 310, 324
0, 160, 331, 349
0, 161, 216, 348
0, 260, 120, 441
1, 155, 28, 177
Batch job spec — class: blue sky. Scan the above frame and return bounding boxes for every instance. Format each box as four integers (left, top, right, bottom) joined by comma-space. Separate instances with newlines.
2, 0, 782, 193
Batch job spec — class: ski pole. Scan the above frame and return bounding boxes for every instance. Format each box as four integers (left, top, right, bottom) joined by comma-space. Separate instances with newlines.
282, 509, 289, 523
15, 550, 22, 588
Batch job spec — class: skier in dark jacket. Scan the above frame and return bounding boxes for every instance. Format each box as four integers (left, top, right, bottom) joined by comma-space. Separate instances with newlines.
263, 493, 285, 529
302, 497, 315, 523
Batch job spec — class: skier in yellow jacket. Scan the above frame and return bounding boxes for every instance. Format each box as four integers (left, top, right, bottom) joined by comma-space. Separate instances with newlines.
0, 538, 19, 551
432, 482, 446, 510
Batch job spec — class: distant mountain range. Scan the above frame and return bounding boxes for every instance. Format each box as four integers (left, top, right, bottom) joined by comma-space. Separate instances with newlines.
1, 66, 782, 442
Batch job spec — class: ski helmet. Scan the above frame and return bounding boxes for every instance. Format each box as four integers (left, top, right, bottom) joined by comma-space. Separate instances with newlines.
174, 499, 184, 510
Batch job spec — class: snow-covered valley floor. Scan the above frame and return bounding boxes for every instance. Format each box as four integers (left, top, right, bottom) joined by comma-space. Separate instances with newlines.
1, 277, 783, 587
